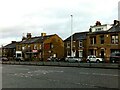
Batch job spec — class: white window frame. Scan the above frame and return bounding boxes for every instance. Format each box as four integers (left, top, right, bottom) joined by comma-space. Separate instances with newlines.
34, 44, 37, 50
67, 42, 70, 48
111, 35, 119, 44
79, 41, 83, 47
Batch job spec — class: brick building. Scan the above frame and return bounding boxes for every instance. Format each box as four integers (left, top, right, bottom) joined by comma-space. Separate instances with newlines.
2, 41, 19, 60
86, 20, 120, 62
16, 33, 64, 61
64, 32, 88, 60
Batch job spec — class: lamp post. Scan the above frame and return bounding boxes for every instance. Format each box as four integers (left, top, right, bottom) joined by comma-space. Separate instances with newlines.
71, 15, 73, 57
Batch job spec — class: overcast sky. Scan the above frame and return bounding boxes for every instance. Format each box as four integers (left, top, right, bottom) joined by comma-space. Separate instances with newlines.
0, 0, 119, 46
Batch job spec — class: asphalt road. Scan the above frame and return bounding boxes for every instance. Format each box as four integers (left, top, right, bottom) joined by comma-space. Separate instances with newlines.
2, 64, 119, 89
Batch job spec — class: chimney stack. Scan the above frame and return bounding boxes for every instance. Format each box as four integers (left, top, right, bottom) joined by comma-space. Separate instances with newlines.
41, 33, 46, 36
113, 20, 120, 25
96, 21, 101, 26
27, 33, 32, 39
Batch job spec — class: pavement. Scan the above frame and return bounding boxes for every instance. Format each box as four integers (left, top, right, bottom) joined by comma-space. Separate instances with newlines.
1, 61, 120, 69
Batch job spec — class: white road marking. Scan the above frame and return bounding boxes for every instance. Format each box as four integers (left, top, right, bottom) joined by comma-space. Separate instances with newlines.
79, 72, 118, 77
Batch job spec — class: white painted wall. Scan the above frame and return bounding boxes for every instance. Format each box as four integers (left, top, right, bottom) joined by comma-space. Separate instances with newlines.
91, 24, 112, 32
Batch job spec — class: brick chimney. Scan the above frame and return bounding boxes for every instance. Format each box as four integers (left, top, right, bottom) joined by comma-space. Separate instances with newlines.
96, 21, 101, 26
27, 33, 32, 39
41, 33, 46, 36
113, 20, 120, 25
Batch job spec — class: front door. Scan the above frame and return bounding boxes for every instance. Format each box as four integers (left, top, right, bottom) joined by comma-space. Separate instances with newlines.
101, 50, 104, 58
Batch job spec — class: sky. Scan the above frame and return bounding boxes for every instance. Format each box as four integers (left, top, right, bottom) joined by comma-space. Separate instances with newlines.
0, 0, 119, 46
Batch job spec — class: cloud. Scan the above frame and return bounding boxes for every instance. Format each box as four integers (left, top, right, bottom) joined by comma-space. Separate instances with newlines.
0, 0, 119, 46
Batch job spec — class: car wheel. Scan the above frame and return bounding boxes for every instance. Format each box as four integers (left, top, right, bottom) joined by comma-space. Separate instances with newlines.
87, 60, 90, 63
75, 60, 78, 63
96, 60, 100, 63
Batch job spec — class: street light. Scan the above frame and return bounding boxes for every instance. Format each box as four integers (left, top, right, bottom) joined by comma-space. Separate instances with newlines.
71, 15, 73, 57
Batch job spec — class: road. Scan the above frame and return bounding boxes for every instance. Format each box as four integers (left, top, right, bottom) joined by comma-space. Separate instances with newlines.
1, 64, 119, 89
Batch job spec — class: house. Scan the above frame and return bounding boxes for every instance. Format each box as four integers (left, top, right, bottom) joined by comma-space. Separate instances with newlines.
2, 41, 19, 60
64, 31, 88, 60
86, 20, 120, 62
16, 33, 64, 61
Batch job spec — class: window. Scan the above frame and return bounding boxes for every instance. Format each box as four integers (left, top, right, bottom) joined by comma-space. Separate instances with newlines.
17, 45, 21, 50
50, 43, 54, 49
96, 28, 102, 31
34, 44, 37, 49
90, 36, 96, 45
79, 41, 82, 47
40, 44, 41, 49
111, 35, 119, 44
67, 42, 70, 48
22, 46, 25, 50
100, 35, 104, 44
73, 42, 75, 47
67, 51, 70, 56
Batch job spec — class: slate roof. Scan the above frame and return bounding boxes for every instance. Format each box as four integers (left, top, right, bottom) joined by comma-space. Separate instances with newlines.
89, 22, 120, 35
64, 31, 89, 42
20, 34, 55, 44
3, 42, 20, 49
108, 23, 120, 33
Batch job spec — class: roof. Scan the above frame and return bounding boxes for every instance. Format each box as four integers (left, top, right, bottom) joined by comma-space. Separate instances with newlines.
88, 31, 108, 35
108, 23, 120, 33
90, 24, 111, 28
88, 22, 120, 35
20, 34, 55, 44
64, 31, 89, 42
3, 42, 20, 49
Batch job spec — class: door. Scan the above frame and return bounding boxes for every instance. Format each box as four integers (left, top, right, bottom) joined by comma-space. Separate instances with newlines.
101, 50, 104, 58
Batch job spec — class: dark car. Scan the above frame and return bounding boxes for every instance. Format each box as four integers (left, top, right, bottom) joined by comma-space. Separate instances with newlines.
110, 53, 120, 63
47, 57, 59, 62
15, 57, 24, 61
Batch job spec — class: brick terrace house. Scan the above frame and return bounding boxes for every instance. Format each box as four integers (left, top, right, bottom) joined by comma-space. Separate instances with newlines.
16, 33, 64, 61
64, 31, 88, 60
86, 20, 120, 62
2, 41, 19, 60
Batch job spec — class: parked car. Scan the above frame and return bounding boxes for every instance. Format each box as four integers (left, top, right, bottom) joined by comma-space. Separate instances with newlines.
110, 53, 120, 63
65, 57, 82, 63
1, 57, 9, 61
86, 55, 104, 63
15, 57, 24, 61
58, 57, 65, 62
47, 57, 59, 62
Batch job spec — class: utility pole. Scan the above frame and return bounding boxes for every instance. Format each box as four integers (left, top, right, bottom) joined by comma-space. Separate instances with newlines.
71, 15, 73, 57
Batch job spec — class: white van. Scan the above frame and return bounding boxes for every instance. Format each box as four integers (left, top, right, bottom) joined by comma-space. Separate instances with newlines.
15, 51, 24, 61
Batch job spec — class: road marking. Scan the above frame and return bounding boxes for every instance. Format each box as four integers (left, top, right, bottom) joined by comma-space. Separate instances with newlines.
79, 72, 118, 77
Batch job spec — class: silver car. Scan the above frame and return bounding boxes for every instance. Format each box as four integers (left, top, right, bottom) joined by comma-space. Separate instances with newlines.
65, 57, 82, 63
